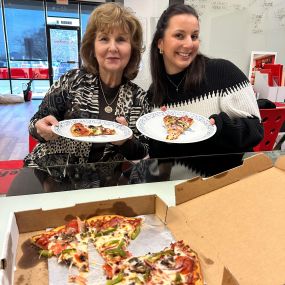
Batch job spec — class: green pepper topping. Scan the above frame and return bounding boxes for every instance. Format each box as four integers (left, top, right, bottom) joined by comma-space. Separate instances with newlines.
105, 241, 126, 257
131, 226, 141, 240
175, 272, 182, 284
105, 248, 126, 257
143, 267, 151, 281
148, 249, 174, 263
95, 226, 117, 237
39, 249, 53, 258
106, 272, 124, 285
104, 239, 120, 247
61, 248, 76, 255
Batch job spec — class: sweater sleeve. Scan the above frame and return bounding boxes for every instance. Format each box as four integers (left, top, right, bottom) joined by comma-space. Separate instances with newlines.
210, 60, 264, 151
210, 112, 264, 151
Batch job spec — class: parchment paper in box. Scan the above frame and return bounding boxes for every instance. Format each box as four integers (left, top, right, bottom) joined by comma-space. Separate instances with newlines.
171, 153, 285, 285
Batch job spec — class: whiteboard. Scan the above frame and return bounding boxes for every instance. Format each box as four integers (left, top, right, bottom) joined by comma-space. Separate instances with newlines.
184, 0, 285, 77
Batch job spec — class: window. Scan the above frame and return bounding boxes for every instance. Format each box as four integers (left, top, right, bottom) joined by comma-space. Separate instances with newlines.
0, 1, 7, 68
0, 80, 10, 94
47, 1, 79, 18
80, 3, 99, 37
11, 79, 49, 95
4, 0, 47, 62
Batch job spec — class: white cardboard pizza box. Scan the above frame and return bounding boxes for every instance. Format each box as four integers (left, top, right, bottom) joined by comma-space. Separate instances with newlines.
169, 153, 285, 285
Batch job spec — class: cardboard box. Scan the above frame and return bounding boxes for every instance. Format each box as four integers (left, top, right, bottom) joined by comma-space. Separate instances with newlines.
1, 195, 226, 285
171, 153, 285, 285
1, 152, 285, 285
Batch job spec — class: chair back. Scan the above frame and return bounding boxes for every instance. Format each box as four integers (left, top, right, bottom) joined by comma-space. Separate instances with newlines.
29, 135, 38, 153
254, 107, 285, 151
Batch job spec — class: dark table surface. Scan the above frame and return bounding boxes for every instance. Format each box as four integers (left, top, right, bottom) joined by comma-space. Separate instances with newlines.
3, 151, 283, 196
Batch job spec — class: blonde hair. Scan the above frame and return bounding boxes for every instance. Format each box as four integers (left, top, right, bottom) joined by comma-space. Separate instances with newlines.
80, 3, 144, 80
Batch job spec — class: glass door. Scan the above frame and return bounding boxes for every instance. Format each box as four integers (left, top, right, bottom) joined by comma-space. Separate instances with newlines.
47, 26, 80, 84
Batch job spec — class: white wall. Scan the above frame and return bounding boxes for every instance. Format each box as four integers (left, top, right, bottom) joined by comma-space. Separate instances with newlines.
124, 0, 169, 90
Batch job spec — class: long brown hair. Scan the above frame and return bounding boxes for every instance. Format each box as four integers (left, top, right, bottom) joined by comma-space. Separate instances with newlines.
150, 4, 207, 105
80, 3, 144, 80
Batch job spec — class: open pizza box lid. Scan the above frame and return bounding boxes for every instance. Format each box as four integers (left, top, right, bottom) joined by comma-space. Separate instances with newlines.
167, 153, 285, 285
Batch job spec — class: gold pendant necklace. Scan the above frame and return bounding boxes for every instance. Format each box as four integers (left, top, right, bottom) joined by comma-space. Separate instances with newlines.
99, 77, 120, 113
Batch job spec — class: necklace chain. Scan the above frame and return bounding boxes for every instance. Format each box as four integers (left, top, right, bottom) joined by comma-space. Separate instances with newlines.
99, 78, 120, 113
166, 73, 186, 93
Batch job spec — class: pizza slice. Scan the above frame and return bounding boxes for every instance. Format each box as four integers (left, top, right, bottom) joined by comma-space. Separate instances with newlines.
88, 125, 116, 136
30, 218, 89, 272
70, 123, 116, 137
86, 215, 142, 279
177, 115, 194, 130
166, 124, 185, 140
70, 123, 92, 137
163, 114, 194, 140
147, 240, 203, 285
107, 240, 203, 285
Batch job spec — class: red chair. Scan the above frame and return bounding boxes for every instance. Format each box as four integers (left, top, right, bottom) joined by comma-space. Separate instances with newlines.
254, 104, 285, 151
29, 135, 38, 152
0, 160, 24, 194
0, 137, 38, 195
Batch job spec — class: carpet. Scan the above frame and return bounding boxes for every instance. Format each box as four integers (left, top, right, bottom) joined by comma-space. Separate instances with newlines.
0, 160, 24, 194
0, 94, 24, 104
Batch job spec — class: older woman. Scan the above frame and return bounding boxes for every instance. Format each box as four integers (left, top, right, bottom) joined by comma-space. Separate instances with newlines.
25, 3, 149, 168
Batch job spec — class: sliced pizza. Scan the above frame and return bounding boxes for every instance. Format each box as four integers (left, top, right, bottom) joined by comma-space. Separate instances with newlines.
70, 123, 92, 137
86, 215, 142, 278
147, 240, 203, 285
163, 114, 194, 140
70, 122, 116, 137
30, 218, 89, 272
108, 240, 203, 285
30, 215, 203, 285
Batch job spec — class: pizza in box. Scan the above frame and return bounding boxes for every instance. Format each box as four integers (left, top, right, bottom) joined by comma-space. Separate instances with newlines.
30, 214, 203, 284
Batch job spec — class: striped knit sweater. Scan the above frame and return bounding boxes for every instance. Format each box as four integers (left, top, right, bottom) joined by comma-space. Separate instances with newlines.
148, 58, 264, 158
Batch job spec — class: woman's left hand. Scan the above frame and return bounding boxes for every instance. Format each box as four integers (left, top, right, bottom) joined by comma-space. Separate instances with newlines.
111, 116, 132, 145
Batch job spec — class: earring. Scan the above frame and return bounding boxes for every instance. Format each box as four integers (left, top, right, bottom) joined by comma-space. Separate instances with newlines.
159, 48, 163, 54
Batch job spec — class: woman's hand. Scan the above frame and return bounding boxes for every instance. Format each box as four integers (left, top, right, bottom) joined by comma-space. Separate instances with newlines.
116, 116, 128, 126
111, 116, 131, 145
35, 115, 59, 141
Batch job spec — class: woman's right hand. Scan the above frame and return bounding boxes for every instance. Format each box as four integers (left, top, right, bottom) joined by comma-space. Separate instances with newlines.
35, 115, 59, 141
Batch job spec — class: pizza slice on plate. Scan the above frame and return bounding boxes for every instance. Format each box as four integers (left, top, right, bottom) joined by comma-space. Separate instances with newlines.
70, 122, 116, 137
163, 115, 194, 140
70, 123, 92, 137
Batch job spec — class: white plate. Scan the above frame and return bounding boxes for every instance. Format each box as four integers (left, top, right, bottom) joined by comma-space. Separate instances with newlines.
51, 118, 133, 143
136, 110, 217, 143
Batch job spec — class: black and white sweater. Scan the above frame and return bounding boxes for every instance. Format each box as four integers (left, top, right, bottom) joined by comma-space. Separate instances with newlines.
148, 58, 264, 158
25, 69, 150, 168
